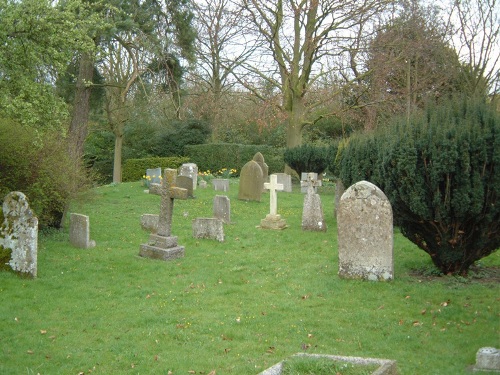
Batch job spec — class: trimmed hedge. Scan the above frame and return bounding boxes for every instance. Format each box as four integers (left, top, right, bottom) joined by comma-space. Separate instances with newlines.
185, 143, 285, 175
122, 156, 190, 182
335, 96, 499, 275
284, 144, 330, 176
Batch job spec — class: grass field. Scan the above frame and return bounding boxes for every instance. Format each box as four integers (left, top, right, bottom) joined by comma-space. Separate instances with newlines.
0, 180, 498, 374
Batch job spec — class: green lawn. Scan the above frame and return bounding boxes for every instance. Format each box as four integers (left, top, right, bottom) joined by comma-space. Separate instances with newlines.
0, 180, 498, 374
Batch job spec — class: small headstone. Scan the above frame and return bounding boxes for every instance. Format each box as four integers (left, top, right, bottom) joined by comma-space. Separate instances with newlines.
474, 347, 500, 373
253, 152, 269, 190
0, 192, 38, 278
337, 180, 393, 281
179, 163, 198, 190
140, 214, 159, 234
69, 213, 96, 249
199, 180, 208, 189
238, 160, 263, 201
192, 218, 224, 242
301, 178, 326, 232
260, 174, 287, 229
177, 175, 194, 198
301, 172, 321, 193
213, 195, 231, 224
212, 178, 230, 192
146, 167, 162, 185
275, 173, 292, 192
139, 169, 188, 261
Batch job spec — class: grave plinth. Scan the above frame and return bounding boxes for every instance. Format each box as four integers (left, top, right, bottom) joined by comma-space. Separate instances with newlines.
139, 169, 188, 261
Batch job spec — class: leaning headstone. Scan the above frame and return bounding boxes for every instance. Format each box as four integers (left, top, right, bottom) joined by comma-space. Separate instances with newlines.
238, 160, 263, 201
146, 167, 162, 185
473, 347, 500, 373
253, 152, 269, 190
301, 172, 322, 193
139, 169, 188, 261
177, 175, 194, 198
0, 192, 38, 278
140, 214, 159, 234
275, 173, 292, 192
212, 178, 230, 192
337, 180, 393, 281
213, 195, 231, 224
179, 163, 198, 190
192, 218, 224, 242
260, 174, 287, 229
301, 178, 327, 232
69, 213, 96, 249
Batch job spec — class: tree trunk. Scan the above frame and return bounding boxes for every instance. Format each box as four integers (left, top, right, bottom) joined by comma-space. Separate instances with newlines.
68, 51, 95, 159
113, 130, 123, 184
284, 96, 306, 175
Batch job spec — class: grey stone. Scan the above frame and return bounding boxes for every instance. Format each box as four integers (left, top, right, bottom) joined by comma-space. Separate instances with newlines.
178, 163, 198, 190
300, 172, 322, 193
213, 195, 231, 224
337, 180, 393, 281
140, 214, 159, 233
253, 152, 269, 190
275, 173, 292, 192
192, 218, 224, 242
261, 174, 287, 230
474, 347, 500, 373
177, 175, 194, 198
238, 160, 263, 202
139, 169, 188, 261
199, 180, 208, 189
301, 181, 327, 232
69, 213, 96, 249
212, 178, 230, 192
0, 192, 38, 278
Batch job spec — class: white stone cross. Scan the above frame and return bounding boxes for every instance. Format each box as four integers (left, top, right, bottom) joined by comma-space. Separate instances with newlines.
264, 174, 284, 216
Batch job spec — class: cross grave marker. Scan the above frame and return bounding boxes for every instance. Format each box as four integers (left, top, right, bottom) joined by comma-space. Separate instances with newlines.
260, 174, 287, 229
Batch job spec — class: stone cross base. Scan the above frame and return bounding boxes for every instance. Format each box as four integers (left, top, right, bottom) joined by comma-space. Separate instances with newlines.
260, 214, 287, 230
139, 234, 184, 261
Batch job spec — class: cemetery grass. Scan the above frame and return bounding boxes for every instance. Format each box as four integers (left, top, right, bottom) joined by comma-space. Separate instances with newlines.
0, 181, 498, 375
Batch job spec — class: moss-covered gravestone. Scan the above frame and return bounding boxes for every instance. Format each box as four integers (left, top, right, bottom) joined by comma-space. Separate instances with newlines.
238, 160, 263, 202
0, 192, 38, 278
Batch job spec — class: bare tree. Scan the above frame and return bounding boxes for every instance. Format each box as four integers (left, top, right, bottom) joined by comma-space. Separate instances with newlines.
235, 0, 391, 149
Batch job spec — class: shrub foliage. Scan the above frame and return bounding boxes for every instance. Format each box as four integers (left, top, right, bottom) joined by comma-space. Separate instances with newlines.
284, 144, 330, 176
122, 156, 190, 182
337, 97, 499, 275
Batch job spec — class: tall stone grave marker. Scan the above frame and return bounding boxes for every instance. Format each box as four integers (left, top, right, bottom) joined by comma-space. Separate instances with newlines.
260, 174, 287, 229
139, 169, 188, 261
69, 213, 96, 249
177, 175, 194, 198
301, 177, 327, 232
238, 160, 263, 202
275, 173, 292, 192
301, 172, 321, 193
337, 180, 393, 281
0, 192, 38, 278
179, 163, 198, 190
213, 195, 231, 224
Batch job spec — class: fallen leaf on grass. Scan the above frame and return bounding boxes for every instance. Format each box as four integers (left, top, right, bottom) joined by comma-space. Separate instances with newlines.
208, 370, 216, 375
440, 300, 450, 307
421, 309, 427, 315
40, 330, 47, 334
27, 350, 34, 355
188, 370, 196, 374
266, 346, 275, 354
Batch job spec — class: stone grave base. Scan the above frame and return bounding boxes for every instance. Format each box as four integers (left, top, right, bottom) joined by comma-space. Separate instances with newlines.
259, 214, 287, 230
257, 353, 398, 375
139, 234, 184, 261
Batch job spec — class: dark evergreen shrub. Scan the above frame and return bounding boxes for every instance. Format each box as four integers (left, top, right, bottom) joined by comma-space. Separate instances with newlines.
284, 144, 329, 176
338, 97, 499, 275
152, 119, 211, 157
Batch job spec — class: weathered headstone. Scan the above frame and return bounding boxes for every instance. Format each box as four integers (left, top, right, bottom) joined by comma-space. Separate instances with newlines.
275, 173, 292, 193
212, 178, 230, 192
146, 167, 162, 185
301, 172, 322, 193
213, 195, 231, 224
337, 180, 393, 281
69, 213, 96, 249
0, 192, 38, 278
238, 160, 263, 201
179, 163, 198, 190
192, 218, 224, 242
260, 174, 287, 229
474, 347, 500, 373
139, 169, 188, 261
140, 213, 159, 234
199, 180, 208, 189
253, 152, 269, 190
301, 178, 327, 232
177, 175, 194, 198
